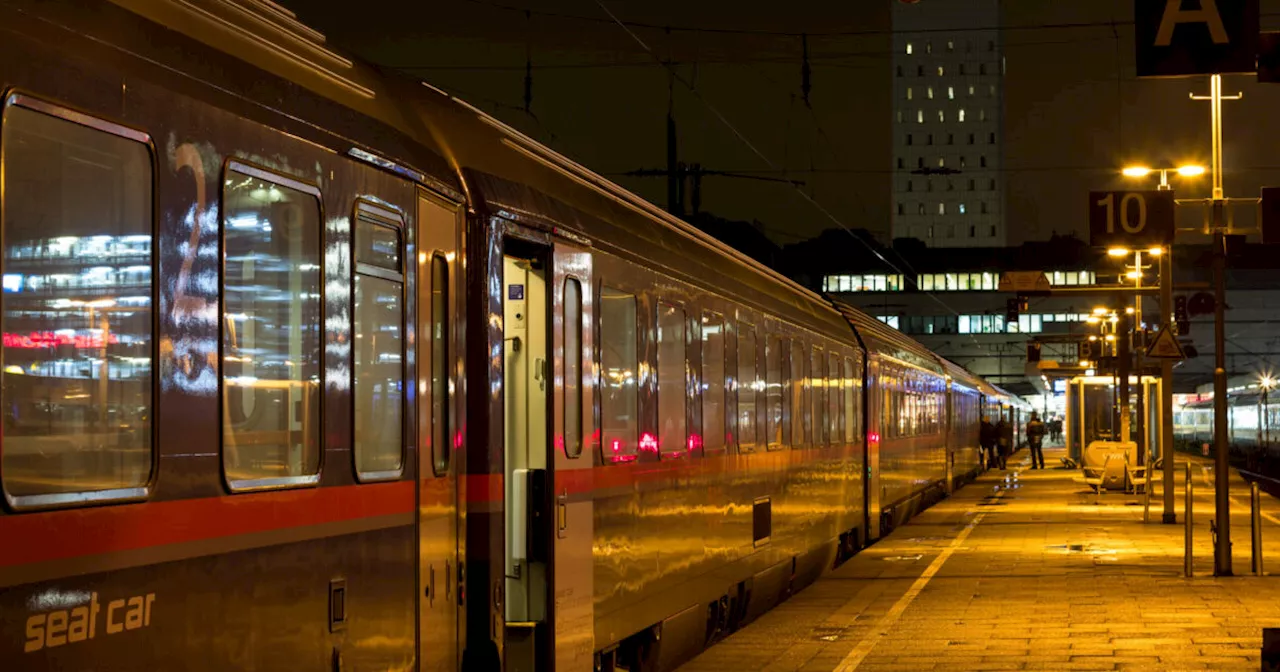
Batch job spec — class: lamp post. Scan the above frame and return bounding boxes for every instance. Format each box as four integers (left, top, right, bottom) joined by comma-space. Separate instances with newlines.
1120, 163, 1205, 526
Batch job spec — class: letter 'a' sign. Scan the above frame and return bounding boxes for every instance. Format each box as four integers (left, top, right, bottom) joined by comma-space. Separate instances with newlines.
1088, 191, 1176, 248
1135, 0, 1259, 77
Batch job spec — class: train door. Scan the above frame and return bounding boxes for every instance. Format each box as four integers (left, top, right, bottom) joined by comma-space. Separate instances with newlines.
417, 192, 462, 672
866, 356, 882, 540
502, 240, 595, 671
944, 381, 954, 495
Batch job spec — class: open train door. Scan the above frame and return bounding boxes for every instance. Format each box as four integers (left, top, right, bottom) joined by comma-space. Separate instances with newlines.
502, 238, 594, 671
549, 242, 595, 669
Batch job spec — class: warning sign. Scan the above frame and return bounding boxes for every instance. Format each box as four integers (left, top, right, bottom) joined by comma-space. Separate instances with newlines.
1145, 325, 1186, 360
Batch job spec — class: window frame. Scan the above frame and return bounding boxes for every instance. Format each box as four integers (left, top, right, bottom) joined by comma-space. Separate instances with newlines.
219, 159, 325, 493
700, 310, 728, 456
563, 276, 585, 459
0, 92, 159, 511
655, 299, 688, 458
351, 199, 407, 483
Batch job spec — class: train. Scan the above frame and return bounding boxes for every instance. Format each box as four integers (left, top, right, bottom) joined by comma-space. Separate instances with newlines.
0, 2, 1030, 670
1174, 391, 1280, 470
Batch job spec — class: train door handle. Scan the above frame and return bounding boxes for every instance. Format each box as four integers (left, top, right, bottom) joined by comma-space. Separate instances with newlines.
535, 358, 547, 391
557, 490, 568, 538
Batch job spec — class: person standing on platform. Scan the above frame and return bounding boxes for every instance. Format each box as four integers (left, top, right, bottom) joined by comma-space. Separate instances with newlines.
994, 417, 1010, 470
1026, 412, 1046, 469
980, 415, 997, 471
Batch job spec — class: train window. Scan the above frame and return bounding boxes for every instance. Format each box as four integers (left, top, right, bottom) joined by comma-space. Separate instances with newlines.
828, 353, 840, 444
702, 313, 726, 454
221, 162, 322, 489
657, 302, 686, 456
429, 255, 450, 474
601, 287, 638, 461
811, 347, 825, 446
737, 323, 758, 452
0, 97, 154, 505
844, 357, 858, 442
353, 210, 405, 480
564, 278, 583, 458
766, 335, 783, 449
789, 340, 804, 446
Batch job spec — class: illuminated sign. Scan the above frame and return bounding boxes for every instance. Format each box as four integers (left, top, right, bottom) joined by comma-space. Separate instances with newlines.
2, 332, 122, 349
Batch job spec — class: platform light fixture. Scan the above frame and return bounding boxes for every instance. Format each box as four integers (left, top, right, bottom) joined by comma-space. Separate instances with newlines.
1107, 247, 1131, 257
1122, 162, 1206, 191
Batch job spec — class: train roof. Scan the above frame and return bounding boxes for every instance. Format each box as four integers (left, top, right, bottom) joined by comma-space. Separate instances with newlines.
831, 300, 943, 375
936, 357, 984, 392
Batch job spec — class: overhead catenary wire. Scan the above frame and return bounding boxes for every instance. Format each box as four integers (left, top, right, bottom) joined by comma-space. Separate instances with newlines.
589, 0, 983, 346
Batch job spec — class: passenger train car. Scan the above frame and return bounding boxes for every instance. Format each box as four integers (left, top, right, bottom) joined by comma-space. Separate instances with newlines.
1174, 393, 1280, 465
0, 2, 1024, 670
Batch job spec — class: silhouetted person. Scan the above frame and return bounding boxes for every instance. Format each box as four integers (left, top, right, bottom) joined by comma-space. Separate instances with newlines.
1027, 412, 1046, 469
980, 415, 997, 471
995, 417, 1010, 470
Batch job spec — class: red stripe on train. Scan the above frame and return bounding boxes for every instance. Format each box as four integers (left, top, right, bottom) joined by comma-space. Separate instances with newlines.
0, 480, 415, 569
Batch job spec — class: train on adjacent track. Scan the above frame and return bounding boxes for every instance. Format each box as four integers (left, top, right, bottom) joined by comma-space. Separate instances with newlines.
0, 2, 1031, 670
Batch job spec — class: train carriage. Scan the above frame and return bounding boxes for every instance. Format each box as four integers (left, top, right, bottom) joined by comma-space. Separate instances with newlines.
0, 2, 1026, 671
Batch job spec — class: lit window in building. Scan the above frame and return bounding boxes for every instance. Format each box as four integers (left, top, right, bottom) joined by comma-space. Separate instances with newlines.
927, 86, 934, 99
938, 157, 945, 168
938, 66, 945, 76
917, 109, 923, 123
897, 111, 903, 123
938, 110, 945, 122
877, 315, 900, 329
980, 109, 987, 122
907, 87, 913, 100
989, 84, 996, 96
906, 43, 913, 54
822, 275, 905, 293
918, 203, 925, 215
948, 86, 955, 100
958, 109, 966, 122
926, 41, 932, 54
959, 203, 966, 214
947, 40, 954, 51
938, 203, 946, 215
969, 85, 976, 96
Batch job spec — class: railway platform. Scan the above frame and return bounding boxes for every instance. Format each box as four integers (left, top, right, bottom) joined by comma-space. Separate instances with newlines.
681, 445, 1280, 671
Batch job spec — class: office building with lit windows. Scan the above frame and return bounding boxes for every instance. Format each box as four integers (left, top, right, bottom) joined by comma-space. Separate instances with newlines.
891, 0, 1004, 248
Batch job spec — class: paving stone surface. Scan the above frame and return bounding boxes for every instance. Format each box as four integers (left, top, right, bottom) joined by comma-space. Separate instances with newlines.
680, 445, 1280, 671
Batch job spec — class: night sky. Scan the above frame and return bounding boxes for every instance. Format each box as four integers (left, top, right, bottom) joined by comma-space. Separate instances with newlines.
282, 1, 1280, 246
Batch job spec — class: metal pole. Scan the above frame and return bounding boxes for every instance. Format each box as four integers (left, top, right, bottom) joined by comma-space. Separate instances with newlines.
1212, 227, 1231, 576
1206, 73, 1232, 577
1185, 460, 1194, 577
1253, 481, 1264, 576
1118, 309, 1131, 445
1162, 249, 1176, 523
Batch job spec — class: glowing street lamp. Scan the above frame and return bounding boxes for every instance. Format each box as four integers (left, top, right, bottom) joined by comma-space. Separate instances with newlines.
1122, 162, 1207, 191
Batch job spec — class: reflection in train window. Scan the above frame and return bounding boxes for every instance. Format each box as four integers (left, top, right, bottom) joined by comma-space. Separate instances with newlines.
789, 340, 804, 446
601, 287, 638, 462
0, 100, 154, 502
564, 278, 583, 458
657, 302, 686, 456
811, 347, 825, 446
737, 323, 758, 452
430, 255, 449, 474
702, 313, 726, 454
221, 163, 322, 487
766, 335, 783, 449
828, 353, 840, 445
844, 357, 858, 442
353, 214, 404, 480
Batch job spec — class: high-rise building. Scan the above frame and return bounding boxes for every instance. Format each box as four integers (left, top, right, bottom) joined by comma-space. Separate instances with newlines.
891, 0, 1004, 248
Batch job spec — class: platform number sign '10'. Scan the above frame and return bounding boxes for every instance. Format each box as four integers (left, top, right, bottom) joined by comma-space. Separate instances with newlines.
1087, 190, 1175, 249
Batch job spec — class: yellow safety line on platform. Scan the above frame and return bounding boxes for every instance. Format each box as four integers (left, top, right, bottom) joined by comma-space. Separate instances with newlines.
835, 474, 1012, 672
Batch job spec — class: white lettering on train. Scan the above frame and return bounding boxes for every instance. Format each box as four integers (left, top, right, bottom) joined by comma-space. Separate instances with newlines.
24, 591, 154, 653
